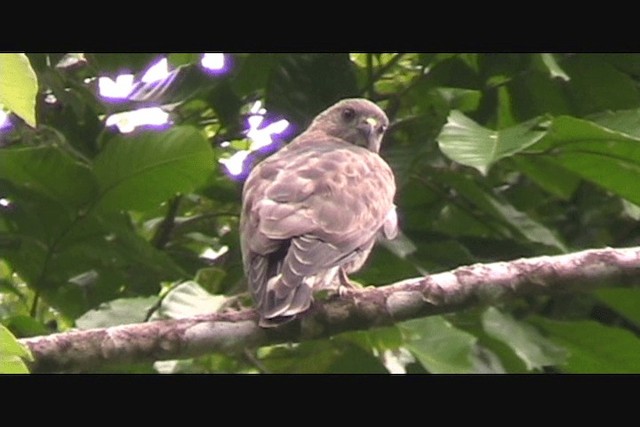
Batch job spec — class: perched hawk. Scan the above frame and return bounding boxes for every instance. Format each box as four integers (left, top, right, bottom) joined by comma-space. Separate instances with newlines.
240, 98, 397, 327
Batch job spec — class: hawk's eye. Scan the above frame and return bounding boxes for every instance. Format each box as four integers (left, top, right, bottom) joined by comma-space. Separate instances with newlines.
377, 125, 387, 135
341, 107, 356, 122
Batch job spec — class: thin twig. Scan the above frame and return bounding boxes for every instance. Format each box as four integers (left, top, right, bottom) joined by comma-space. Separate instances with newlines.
151, 195, 182, 249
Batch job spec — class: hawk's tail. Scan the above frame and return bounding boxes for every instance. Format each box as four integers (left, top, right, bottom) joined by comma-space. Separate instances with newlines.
260, 274, 313, 326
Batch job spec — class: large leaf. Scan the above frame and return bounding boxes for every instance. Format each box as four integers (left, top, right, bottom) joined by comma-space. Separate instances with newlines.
434, 171, 568, 251
150, 281, 226, 320
259, 339, 387, 374
231, 53, 281, 97
531, 114, 640, 206
266, 54, 358, 127
595, 288, 640, 327
75, 296, 159, 329
0, 53, 38, 127
0, 324, 33, 374
0, 146, 97, 208
562, 54, 640, 115
532, 318, 640, 373
399, 316, 477, 373
93, 126, 214, 211
482, 307, 567, 370
90, 53, 160, 74
510, 156, 580, 200
538, 53, 570, 81
437, 110, 548, 175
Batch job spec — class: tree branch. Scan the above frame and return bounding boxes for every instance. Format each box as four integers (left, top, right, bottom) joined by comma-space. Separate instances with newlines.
20, 246, 640, 372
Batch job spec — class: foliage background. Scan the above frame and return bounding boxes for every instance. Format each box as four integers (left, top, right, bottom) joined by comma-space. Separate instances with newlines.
3, 53, 640, 373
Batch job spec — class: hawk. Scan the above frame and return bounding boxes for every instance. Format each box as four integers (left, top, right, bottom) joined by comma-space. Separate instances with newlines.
240, 98, 397, 327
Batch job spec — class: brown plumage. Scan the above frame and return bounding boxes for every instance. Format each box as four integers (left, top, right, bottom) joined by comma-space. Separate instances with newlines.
240, 98, 397, 327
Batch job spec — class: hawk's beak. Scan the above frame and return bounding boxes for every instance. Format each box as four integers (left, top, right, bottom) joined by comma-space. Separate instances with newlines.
357, 117, 377, 138
357, 117, 380, 152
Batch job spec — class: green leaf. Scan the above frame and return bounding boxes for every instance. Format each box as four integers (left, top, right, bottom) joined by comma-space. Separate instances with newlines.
93, 126, 214, 211
434, 171, 568, 251
266, 54, 358, 126
621, 199, 640, 221
539, 53, 570, 81
0, 146, 97, 208
437, 110, 548, 175
0, 53, 38, 127
259, 339, 386, 373
0, 324, 32, 373
400, 316, 478, 373
231, 53, 280, 97
532, 318, 640, 373
91, 53, 160, 74
482, 307, 567, 370
151, 281, 226, 320
589, 108, 640, 137
533, 114, 640, 206
75, 296, 159, 329
0, 324, 32, 359
436, 87, 481, 113
0, 357, 30, 374
167, 53, 201, 68
507, 69, 572, 119
562, 55, 640, 116
510, 156, 580, 200
595, 288, 640, 327
4, 315, 51, 338
432, 204, 496, 239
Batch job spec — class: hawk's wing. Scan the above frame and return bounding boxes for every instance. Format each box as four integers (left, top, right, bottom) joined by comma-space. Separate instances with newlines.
240, 137, 396, 324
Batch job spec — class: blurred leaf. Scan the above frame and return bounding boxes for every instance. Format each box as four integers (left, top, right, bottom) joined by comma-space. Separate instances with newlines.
534, 114, 640, 206
167, 53, 201, 67
437, 87, 481, 112
75, 296, 158, 329
0, 324, 32, 359
507, 69, 572, 120
412, 239, 477, 270
482, 307, 567, 370
259, 339, 386, 373
532, 318, 640, 373
437, 110, 548, 175
194, 267, 227, 294
231, 53, 280, 97
0, 357, 30, 374
621, 200, 640, 221
435, 171, 568, 251
400, 315, 477, 373
470, 344, 506, 373
0, 324, 32, 373
152, 281, 226, 320
0, 145, 97, 208
354, 245, 419, 284
0, 53, 38, 127
562, 55, 640, 116
4, 315, 51, 338
379, 230, 417, 259
432, 203, 496, 239
510, 156, 580, 200
539, 54, 570, 81
595, 288, 640, 327
589, 108, 640, 137
93, 126, 214, 211
266, 54, 358, 126
90, 53, 160, 74
340, 326, 404, 354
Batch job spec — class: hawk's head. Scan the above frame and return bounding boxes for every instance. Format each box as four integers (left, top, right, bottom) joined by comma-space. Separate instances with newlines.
308, 98, 389, 153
